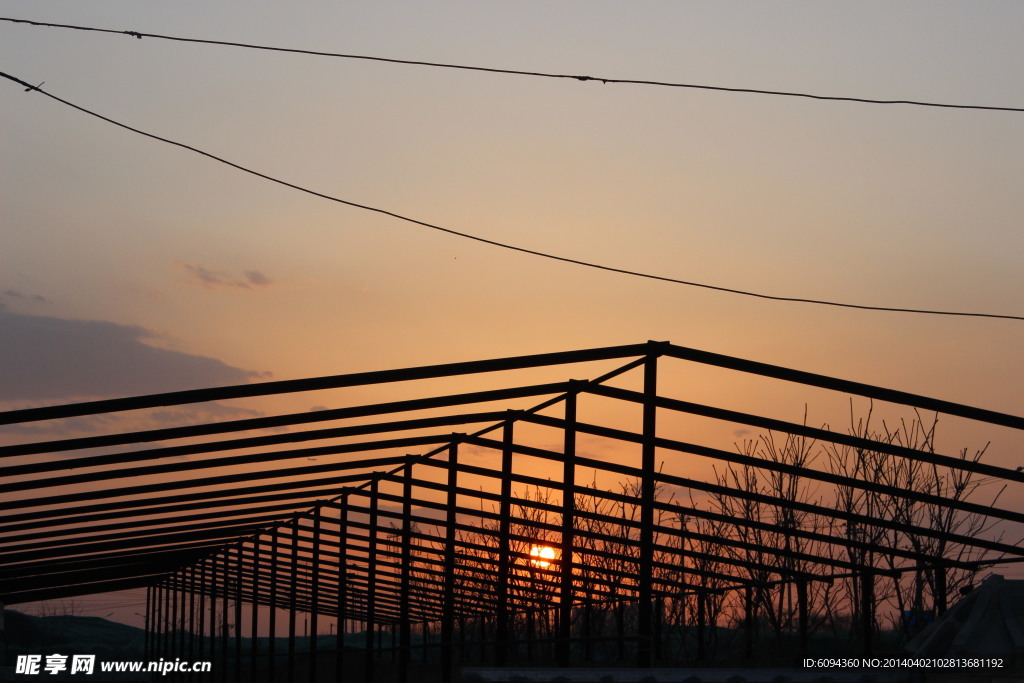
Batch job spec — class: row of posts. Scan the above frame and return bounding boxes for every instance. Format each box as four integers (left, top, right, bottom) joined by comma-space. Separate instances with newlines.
140, 349, 947, 680
143, 568, 926, 681
139, 352, 661, 681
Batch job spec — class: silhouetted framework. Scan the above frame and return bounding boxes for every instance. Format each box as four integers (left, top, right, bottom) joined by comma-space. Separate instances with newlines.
2, 341, 1023, 682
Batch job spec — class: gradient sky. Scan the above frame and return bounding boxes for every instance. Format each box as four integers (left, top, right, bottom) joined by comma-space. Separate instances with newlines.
2, 2, 1023, 621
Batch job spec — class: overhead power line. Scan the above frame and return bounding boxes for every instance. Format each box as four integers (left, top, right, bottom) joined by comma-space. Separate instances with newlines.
1, 71, 1021, 322
3, 16, 1023, 114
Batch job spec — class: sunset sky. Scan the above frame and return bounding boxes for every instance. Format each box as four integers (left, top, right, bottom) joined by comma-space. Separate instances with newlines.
2, 2, 1023, 623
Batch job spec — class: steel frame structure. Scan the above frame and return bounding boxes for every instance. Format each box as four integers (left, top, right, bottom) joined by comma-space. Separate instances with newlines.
2, 341, 1022, 682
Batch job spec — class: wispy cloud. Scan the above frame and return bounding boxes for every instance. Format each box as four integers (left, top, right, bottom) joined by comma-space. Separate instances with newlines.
3, 289, 52, 304
180, 263, 274, 290
243, 270, 272, 287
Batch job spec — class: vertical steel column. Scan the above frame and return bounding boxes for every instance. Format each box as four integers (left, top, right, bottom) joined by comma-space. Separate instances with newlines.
153, 583, 160, 661
181, 578, 189, 682
399, 464, 414, 683
441, 441, 459, 678
366, 480, 380, 683
197, 564, 206, 661
163, 580, 171, 659
268, 529, 279, 683
234, 546, 243, 683
797, 579, 809, 656
309, 508, 320, 683
209, 558, 218, 675
180, 576, 188, 672
250, 537, 260, 677
557, 392, 577, 667
496, 418, 514, 667
171, 578, 179, 665
153, 584, 160, 661
189, 567, 197, 665
288, 519, 298, 683
154, 580, 162, 666
144, 585, 152, 661
221, 553, 229, 683
178, 577, 186, 679
335, 496, 348, 679
861, 569, 874, 656
637, 348, 658, 667
154, 582, 162, 659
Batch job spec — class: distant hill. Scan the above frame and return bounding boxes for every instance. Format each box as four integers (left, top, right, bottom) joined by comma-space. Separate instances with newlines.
3, 610, 145, 660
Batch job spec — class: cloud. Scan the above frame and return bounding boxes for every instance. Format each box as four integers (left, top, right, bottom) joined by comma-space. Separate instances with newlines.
0, 311, 263, 402
3, 289, 51, 304
180, 263, 273, 290
243, 270, 272, 287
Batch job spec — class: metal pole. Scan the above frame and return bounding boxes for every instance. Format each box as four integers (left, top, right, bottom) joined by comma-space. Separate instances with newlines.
399, 465, 413, 683
250, 536, 259, 678
171, 578, 178, 666
798, 579, 809, 656
496, 418, 514, 667
269, 528, 278, 683
155, 583, 163, 661
309, 508, 320, 683
144, 585, 152, 661
209, 558, 217, 676
153, 583, 160, 661
442, 442, 459, 678
175, 577, 184, 683
163, 580, 171, 660
189, 566, 197, 665
288, 520, 298, 683
366, 480, 380, 683
557, 391, 576, 667
197, 564, 206, 661
335, 496, 348, 679
180, 576, 188, 678
235, 546, 243, 683
221, 553, 229, 683
154, 581, 161, 659
638, 348, 658, 667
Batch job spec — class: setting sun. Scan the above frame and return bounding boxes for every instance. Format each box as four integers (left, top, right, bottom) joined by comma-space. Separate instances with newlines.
529, 545, 556, 568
